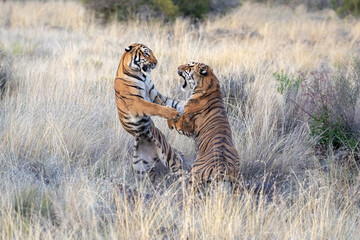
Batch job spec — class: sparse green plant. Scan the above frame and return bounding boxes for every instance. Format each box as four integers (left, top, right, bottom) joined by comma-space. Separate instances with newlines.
11, 42, 23, 55
273, 70, 302, 94
309, 106, 358, 150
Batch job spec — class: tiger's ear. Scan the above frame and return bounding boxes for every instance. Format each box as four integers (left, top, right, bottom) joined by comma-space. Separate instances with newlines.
200, 69, 208, 76
125, 45, 132, 52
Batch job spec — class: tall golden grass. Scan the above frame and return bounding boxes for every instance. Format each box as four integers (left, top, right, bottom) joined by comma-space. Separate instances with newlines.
0, 1, 359, 239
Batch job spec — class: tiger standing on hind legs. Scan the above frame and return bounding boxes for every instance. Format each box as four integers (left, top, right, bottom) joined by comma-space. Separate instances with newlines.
168, 62, 241, 189
114, 43, 186, 181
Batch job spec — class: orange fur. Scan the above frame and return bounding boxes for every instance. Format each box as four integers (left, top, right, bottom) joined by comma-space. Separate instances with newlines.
115, 44, 179, 122
115, 43, 185, 179
169, 62, 240, 185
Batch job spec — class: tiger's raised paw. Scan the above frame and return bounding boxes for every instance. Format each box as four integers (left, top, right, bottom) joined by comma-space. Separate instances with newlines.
163, 106, 180, 121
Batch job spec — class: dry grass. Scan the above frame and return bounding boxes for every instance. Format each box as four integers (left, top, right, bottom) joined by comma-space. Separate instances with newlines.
0, 1, 360, 239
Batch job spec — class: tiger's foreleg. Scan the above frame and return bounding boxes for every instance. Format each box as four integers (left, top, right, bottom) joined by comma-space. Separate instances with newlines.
128, 98, 180, 121
167, 113, 194, 136
153, 92, 185, 114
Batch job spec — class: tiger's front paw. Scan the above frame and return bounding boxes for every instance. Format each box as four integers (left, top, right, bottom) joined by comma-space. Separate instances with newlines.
167, 119, 175, 130
164, 106, 180, 121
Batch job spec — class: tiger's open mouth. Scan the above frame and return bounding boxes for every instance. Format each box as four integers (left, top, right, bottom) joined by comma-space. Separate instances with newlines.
142, 63, 156, 73
178, 69, 187, 90
142, 65, 149, 72
181, 78, 187, 89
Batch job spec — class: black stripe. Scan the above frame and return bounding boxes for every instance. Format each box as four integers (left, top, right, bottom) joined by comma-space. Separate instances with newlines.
117, 107, 129, 118
122, 64, 144, 82
124, 84, 144, 90
129, 93, 144, 99
134, 125, 148, 134
115, 90, 130, 99
223, 147, 238, 158
207, 168, 214, 181
166, 145, 172, 165
202, 100, 223, 115
189, 112, 202, 121
149, 84, 155, 95
115, 95, 126, 105
127, 121, 143, 126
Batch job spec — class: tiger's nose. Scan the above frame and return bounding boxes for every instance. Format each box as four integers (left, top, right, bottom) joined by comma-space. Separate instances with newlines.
177, 69, 182, 76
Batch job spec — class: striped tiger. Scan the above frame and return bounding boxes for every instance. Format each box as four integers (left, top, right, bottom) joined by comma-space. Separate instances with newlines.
114, 43, 185, 180
168, 62, 240, 185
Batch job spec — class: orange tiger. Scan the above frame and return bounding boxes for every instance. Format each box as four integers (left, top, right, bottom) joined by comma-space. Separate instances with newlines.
115, 43, 185, 179
168, 62, 240, 185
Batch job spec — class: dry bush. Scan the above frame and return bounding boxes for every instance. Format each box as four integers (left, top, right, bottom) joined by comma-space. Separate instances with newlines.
274, 58, 360, 163
0, 1, 360, 239
247, 0, 332, 9
300, 62, 360, 150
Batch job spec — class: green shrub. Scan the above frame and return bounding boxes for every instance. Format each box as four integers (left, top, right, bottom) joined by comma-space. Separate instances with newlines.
173, 0, 211, 20
310, 105, 358, 150
80, 0, 137, 22
80, 0, 239, 23
152, 0, 179, 20
273, 70, 301, 94
331, 0, 360, 17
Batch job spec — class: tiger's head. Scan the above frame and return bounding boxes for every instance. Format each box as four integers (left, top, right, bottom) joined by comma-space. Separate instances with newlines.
177, 62, 219, 93
122, 43, 158, 75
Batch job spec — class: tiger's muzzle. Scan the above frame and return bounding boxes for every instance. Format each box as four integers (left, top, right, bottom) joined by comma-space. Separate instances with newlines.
142, 62, 157, 73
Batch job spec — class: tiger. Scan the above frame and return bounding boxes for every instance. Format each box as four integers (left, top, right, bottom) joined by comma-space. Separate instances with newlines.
114, 43, 185, 180
168, 62, 241, 186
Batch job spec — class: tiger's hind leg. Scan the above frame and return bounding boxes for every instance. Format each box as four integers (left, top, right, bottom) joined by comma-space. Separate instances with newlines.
149, 126, 186, 177
132, 137, 159, 181
132, 127, 186, 181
